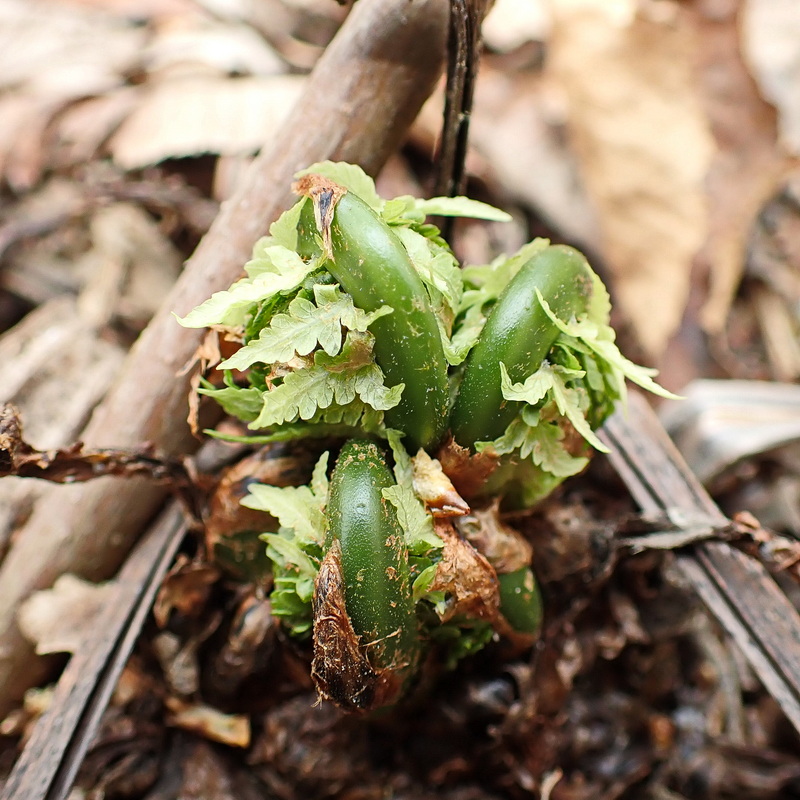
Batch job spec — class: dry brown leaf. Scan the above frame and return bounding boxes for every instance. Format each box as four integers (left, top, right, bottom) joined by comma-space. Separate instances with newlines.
471, 66, 600, 252
153, 556, 220, 628
751, 285, 800, 381
0, 0, 297, 185
51, 88, 141, 168
549, 0, 714, 356
0, 686, 54, 738
0, 403, 192, 486
0, 95, 54, 189
153, 631, 202, 697
54, 0, 195, 15
0, 1, 145, 93
17, 573, 114, 655
748, 173, 800, 293
0, 296, 125, 560
145, 18, 285, 77
76, 203, 183, 329
413, 69, 598, 253
742, 0, 800, 156
411, 448, 470, 517
436, 436, 499, 501
179, 740, 239, 800
113, 658, 159, 707
154, 601, 222, 698
689, 0, 785, 334
427, 521, 500, 624
609, 590, 649, 645
472, 0, 594, 252
455, 500, 533, 574
209, 593, 276, 694
0, 176, 88, 274
0, 297, 124, 450
109, 74, 304, 169
187, 330, 222, 436
0, 1, 144, 185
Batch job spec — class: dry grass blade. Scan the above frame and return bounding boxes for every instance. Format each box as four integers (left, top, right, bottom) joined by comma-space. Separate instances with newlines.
600, 393, 800, 734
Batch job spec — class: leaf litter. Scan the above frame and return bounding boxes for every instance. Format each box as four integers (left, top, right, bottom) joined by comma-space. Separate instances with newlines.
2, 0, 800, 798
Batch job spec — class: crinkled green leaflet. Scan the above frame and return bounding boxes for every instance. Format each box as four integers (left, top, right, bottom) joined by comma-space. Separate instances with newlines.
178, 161, 513, 442
250, 356, 403, 429
243, 445, 452, 643
458, 242, 676, 503
535, 286, 679, 404
498, 361, 608, 454
197, 374, 261, 422
219, 284, 392, 371
177, 246, 317, 329
242, 453, 329, 637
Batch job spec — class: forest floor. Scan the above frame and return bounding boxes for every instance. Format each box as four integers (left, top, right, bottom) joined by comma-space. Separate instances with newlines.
2, 1, 800, 798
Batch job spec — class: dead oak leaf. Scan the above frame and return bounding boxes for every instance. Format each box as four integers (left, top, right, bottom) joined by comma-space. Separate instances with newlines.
109, 75, 304, 169
689, 0, 786, 334
454, 499, 533, 574
436, 436, 499, 501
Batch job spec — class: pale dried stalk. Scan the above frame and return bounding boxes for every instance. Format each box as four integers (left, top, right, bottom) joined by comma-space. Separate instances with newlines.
0, 0, 448, 716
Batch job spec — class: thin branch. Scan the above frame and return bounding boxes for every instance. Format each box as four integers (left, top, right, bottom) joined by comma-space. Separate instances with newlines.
0, 404, 190, 487
434, 0, 488, 194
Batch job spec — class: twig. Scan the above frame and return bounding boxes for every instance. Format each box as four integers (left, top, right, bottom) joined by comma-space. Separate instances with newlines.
435, 0, 489, 198
0, 404, 190, 487
435, 0, 470, 199
600, 393, 800, 734
434, 0, 489, 241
